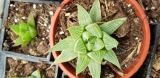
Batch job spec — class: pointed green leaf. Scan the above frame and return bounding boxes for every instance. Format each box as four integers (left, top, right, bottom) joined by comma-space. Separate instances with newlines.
74, 38, 87, 54
19, 23, 29, 36
22, 31, 32, 41
31, 38, 36, 44
100, 18, 127, 35
27, 76, 36, 78
67, 26, 85, 41
88, 59, 101, 78
19, 19, 25, 24
76, 53, 91, 75
86, 23, 102, 38
103, 32, 118, 50
48, 37, 75, 52
29, 27, 37, 38
89, 0, 101, 22
9, 25, 20, 35
86, 42, 94, 51
27, 13, 36, 28
88, 36, 96, 44
21, 41, 30, 48
13, 36, 24, 46
10, 77, 25, 78
77, 5, 92, 26
87, 50, 106, 63
82, 31, 94, 42
104, 50, 121, 68
92, 38, 104, 51
53, 50, 78, 64
31, 70, 41, 78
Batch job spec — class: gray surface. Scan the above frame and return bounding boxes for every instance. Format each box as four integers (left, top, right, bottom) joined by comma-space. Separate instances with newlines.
0, 0, 5, 29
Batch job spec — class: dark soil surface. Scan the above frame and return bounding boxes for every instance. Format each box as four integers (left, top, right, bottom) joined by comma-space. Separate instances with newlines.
2, 1, 57, 57
55, 0, 143, 77
137, 0, 160, 23
5, 58, 55, 78
150, 39, 160, 78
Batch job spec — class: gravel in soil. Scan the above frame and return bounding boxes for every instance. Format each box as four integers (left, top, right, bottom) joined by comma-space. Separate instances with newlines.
150, 39, 160, 78
5, 58, 55, 78
137, 0, 160, 23
2, 1, 57, 57
55, 0, 143, 77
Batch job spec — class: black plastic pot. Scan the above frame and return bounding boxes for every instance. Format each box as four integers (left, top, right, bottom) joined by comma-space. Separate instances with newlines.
131, 23, 160, 78
0, 0, 60, 61
61, 72, 69, 78
0, 51, 59, 78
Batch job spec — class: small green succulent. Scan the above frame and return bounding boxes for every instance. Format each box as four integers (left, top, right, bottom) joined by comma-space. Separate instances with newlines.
9, 13, 37, 48
48, 0, 126, 78
10, 70, 41, 78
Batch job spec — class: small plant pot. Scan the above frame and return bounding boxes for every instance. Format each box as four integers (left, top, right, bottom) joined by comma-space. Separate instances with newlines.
132, 23, 160, 78
61, 72, 69, 78
49, 0, 150, 78
0, 51, 59, 78
0, 0, 60, 61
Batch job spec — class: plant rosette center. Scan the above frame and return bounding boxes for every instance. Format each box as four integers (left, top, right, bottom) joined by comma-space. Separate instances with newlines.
48, 0, 127, 78
9, 13, 38, 48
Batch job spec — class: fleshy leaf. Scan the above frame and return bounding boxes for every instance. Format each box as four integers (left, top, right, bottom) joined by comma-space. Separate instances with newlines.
31, 70, 41, 78
52, 50, 78, 64
100, 18, 127, 35
29, 27, 37, 38
76, 53, 91, 75
86, 42, 94, 51
19, 23, 29, 36
9, 25, 20, 35
22, 31, 32, 41
92, 38, 104, 51
27, 13, 36, 28
104, 50, 121, 68
13, 36, 24, 46
89, 0, 101, 22
88, 59, 101, 78
31, 38, 36, 44
74, 38, 87, 54
19, 19, 25, 24
21, 41, 30, 48
103, 32, 118, 50
67, 26, 85, 41
87, 50, 106, 63
48, 37, 75, 52
77, 5, 92, 26
27, 76, 36, 78
88, 36, 96, 44
86, 23, 102, 38
82, 31, 94, 42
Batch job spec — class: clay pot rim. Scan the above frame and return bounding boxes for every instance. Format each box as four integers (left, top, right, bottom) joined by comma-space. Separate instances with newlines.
49, 0, 150, 78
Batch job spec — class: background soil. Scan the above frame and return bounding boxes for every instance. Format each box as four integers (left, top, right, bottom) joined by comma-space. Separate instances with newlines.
137, 0, 160, 23
5, 58, 55, 78
2, 1, 57, 57
55, 0, 144, 77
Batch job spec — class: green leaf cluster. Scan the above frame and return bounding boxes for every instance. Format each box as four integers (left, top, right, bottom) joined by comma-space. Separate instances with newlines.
9, 13, 37, 48
10, 70, 41, 78
48, 0, 127, 78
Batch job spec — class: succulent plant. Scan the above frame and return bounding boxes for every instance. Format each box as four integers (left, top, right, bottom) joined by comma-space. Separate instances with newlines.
48, 0, 126, 78
9, 13, 37, 48
11, 70, 41, 78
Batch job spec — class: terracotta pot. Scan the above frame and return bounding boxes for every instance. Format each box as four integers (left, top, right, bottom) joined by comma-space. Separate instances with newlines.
49, 0, 150, 78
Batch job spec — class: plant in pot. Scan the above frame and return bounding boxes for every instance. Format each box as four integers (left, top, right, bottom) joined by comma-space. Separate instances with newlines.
1, 1, 58, 59
48, 0, 126, 77
49, 0, 150, 78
